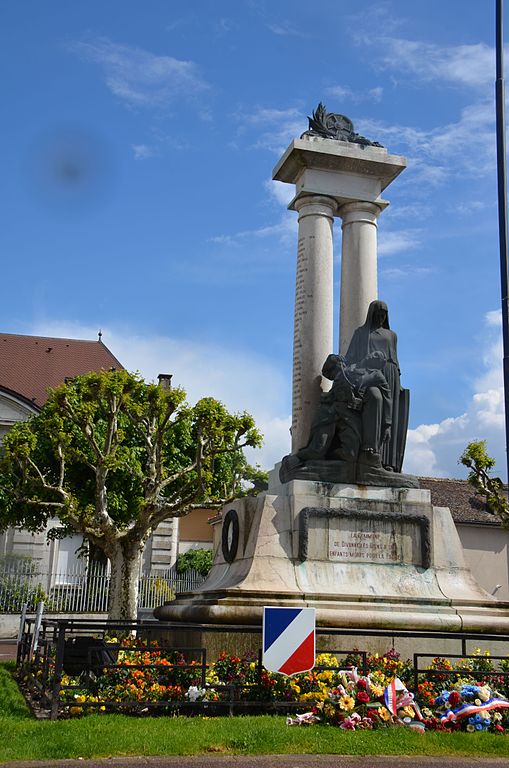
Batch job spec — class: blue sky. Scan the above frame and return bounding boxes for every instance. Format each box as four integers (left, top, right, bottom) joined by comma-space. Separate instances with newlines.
1, 0, 507, 478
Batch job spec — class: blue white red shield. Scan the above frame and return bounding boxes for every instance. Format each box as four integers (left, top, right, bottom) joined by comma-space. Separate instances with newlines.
262, 606, 315, 676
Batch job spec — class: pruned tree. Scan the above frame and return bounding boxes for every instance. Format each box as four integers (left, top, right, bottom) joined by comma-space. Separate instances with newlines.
0, 370, 262, 619
459, 440, 509, 527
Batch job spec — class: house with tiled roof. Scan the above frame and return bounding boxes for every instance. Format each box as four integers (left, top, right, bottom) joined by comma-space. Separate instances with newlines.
0, 333, 179, 578
0, 333, 123, 440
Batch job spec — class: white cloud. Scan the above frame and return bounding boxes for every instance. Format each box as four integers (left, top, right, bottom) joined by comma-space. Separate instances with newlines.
209, 214, 297, 248
373, 38, 494, 89
267, 20, 306, 37
237, 106, 305, 155
70, 38, 209, 108
265, 179, 294, 207
360, 100, 495, 185
27, 320, 292, 470
378, 229, 422, 256
381, 265, 433, 280
404, 310, 506, 479
486, 309, 502, 327
131, 144, 155, 160
327, 84, 383, 103
453, 200, 491, 216
240, 107, 303, 126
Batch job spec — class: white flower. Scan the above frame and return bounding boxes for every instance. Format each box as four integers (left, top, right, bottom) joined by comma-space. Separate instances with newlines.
185, 686, 205, 702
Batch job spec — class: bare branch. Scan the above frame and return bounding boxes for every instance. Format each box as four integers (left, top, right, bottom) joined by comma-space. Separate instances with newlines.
20, 499, 66, 509
158, 461, 198, 491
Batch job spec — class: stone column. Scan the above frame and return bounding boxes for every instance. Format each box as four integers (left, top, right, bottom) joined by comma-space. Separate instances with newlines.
338, 201, 383, 354
272, 136, 406, 458
291, 195, 336, 453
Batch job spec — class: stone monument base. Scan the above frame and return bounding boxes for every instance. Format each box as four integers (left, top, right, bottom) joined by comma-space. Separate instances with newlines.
155, 470, 509, 633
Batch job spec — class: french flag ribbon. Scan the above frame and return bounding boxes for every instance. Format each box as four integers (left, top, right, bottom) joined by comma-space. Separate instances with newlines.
440, 698, 509, 724
384, 679, 398, 716
384, 678, 423, 720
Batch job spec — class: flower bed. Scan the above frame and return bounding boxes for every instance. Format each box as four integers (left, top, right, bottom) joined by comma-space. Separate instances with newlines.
49, 640, 509, 731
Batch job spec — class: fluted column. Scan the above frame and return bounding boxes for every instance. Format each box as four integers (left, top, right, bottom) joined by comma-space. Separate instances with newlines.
291, 195, 336, 453
338, 201, 382, 354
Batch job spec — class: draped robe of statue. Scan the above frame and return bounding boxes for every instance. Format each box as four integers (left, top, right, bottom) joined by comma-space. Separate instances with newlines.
345, 300, 409, 472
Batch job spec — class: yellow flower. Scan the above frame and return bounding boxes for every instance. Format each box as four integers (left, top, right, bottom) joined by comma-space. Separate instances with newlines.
300, 691, 320, 702
378, 707, 391, 722
316, 670, 334, 683
398, 706, 415, 718
339, 695, 355, 711
370, 684, 384, 697
478, 687, 490, 702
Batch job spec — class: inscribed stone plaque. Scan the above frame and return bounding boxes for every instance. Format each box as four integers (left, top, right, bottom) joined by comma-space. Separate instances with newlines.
328, 516, 420, 565
299, 507, 428, 567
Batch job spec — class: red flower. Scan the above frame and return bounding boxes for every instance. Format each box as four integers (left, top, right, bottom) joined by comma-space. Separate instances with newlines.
356, 691, 370, 704
448, 691, 461, 707
357, 679, 368, 690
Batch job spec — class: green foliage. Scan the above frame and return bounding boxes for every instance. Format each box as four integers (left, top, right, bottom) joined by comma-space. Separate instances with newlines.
176, 548, 213, 576
459, 441, 509, 527
237, 464, 269, 497
0, 370, 262, 618
0, 370, 262, 534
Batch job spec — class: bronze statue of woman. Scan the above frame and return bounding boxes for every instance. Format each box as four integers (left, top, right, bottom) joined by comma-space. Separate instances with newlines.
345, 300, 409, 472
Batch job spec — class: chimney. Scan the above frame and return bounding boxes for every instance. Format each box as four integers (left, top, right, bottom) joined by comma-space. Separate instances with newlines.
158, 373, 173, 390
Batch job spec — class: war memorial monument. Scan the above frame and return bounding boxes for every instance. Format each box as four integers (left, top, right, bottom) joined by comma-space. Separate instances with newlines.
156, 105, 509, 637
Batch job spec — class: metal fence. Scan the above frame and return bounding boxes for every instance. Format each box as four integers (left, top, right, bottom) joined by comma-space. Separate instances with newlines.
0, 560, 204, 613
16, 616, 509, 720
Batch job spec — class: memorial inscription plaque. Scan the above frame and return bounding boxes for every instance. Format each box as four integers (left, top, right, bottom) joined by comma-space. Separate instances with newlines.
329, 526, 405, 564
299, 507, 430, 569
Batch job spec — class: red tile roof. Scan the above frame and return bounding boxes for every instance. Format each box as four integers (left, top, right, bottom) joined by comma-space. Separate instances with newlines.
419, 476, 503, 525
0, 333, 123, 408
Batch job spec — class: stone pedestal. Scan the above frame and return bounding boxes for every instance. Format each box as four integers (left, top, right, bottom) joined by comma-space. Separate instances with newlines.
272, 136, 406, 451
155, 476, 509, 633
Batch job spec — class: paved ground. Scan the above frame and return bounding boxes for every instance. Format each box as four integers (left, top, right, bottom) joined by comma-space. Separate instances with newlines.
1, 756, 508, 768
0, 640, 17, 661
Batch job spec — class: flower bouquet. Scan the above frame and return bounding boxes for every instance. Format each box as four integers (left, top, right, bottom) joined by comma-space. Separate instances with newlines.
427, 683, 509, 732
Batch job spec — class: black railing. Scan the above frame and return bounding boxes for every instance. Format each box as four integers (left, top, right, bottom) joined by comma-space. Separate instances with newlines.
15, 617, 509, 720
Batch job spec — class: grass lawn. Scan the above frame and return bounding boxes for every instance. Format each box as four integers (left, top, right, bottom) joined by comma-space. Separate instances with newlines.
1, 662, 508, 762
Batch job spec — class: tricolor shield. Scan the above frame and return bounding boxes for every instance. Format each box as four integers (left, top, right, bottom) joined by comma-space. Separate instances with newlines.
262, 606, 315, 676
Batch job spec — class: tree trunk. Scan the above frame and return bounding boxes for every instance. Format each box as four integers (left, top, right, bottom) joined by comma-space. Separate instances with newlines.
107, 541, 143, 621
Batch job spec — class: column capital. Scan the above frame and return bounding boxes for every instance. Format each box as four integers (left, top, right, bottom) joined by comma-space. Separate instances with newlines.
293, 194, 337, 221
337, 201, 384, 226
